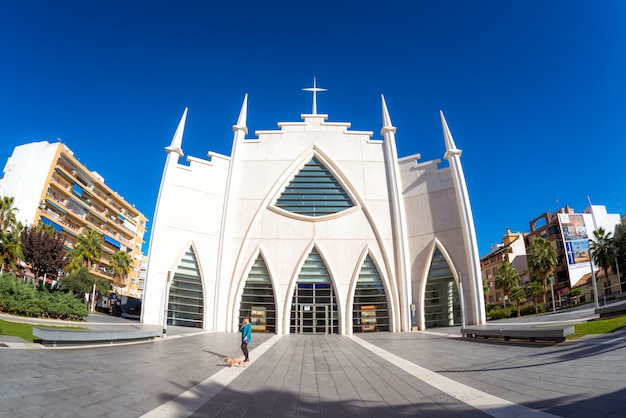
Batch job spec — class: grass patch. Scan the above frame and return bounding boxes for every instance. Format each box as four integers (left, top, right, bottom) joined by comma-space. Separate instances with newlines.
568, 315, 626, 340
0, 319, 84, 343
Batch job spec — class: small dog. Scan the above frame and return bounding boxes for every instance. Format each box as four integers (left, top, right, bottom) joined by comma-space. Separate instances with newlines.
223, 356, 246, 368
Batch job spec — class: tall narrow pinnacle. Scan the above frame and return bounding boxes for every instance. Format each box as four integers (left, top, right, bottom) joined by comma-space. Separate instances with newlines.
233, 94, 248, 135
440, 110, 461, 158
166, 107, 187, 157
381, 95, 397, 135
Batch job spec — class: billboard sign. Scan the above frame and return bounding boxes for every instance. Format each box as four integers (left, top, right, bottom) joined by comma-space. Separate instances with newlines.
558, 213, 590, 268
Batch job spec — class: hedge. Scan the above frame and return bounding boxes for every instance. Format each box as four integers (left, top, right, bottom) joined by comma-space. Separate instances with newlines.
0, 274, 88, 320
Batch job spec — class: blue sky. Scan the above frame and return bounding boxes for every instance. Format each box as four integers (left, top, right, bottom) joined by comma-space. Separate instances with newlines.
1, 1, 625, 256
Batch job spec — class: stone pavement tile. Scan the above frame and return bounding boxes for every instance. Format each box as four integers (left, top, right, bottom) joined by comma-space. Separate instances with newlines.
271, 390, 299, 417
11, 405, 56, 418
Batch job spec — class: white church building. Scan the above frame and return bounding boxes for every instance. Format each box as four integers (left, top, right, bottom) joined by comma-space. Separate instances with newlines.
141, 89, 486, 335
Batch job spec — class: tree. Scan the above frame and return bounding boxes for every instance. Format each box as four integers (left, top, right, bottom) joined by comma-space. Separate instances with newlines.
613, 220, 626, 291
110, 249, 133, 293
20, 224, 67, 283
60, 266, 110, 299
509, 285, 526, 317
0, 227, 23, 273
568, 288, 582, 305
589, 227, 615, 294
527, 280, 545, 314
0, 196, 18, 233
60, 267, 93, 295
527, 236, 557, 306
0, 196, 23, 273
67, 230, 103, 273
495, 262, 520, 307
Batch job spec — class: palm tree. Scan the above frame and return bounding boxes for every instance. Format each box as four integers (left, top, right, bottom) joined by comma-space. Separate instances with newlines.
110, 249, 133, 294
527, 280, 545, 314
0, 227, 23, 273
613, 220, 626, 292
509, 285, 526, 317
527, 236, 557, 306
68, 230, 103, 273
589, 227, 615, 294
0, 196, 18, 233
495, 262, 520, 307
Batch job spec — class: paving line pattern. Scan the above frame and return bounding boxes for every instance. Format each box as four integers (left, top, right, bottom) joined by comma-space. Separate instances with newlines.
141, 332, 562, 418
140, 335, 282, 418
348, 335, 560, 418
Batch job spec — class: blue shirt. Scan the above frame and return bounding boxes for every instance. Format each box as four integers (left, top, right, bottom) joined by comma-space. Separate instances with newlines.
241, 322, 252, 343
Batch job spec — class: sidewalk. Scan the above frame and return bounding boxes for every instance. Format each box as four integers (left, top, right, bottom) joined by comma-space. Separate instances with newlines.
1, 308, 625, 417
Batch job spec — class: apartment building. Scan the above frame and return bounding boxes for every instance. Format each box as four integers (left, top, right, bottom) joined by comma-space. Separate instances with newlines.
0, 141, 147, 295
480, 228, 529, 305
524, 205, 620, 303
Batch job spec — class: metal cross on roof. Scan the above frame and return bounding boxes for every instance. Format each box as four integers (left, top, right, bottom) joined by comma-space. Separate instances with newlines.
302, 77, 327, 115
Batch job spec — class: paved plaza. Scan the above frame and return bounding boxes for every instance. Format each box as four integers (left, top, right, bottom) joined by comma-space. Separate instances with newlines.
0, 306, 625, 417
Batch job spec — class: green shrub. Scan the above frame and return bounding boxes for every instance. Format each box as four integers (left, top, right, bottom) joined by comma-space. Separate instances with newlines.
486, 306, 516, 320
520, 303, 544, 316
0, 274, 87, 320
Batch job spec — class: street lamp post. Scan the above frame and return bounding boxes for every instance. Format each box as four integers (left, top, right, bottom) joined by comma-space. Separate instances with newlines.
550, 276, 556, 313
162, 271, 171, 337
587, 195, 600, 309
616, 257, 622, 295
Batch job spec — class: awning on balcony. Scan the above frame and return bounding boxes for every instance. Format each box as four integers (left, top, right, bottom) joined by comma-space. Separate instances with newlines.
41, 217, 62, 232
103, 235, 121, 248
45, 199, 66, 214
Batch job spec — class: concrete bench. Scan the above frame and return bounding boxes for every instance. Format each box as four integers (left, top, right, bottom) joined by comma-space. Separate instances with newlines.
33, 326, 161, 347
596, 300, 626, 318
461, 325, 574, 343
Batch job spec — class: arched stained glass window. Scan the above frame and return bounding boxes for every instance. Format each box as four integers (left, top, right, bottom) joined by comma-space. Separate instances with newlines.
239, 255, 276, 333
290, 248, 339, 334
424, 248, 460, 328
353, 255, 389, 332
167, 247, 204, 328
275, 157, 354, 217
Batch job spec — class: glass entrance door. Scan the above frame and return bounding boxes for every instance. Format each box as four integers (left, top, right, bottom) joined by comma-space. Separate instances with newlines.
290, 283, 338, 334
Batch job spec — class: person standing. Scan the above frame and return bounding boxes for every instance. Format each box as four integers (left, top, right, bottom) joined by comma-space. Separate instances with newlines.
240, 316, 252, 362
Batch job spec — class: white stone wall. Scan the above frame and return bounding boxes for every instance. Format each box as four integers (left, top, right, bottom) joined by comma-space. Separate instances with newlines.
143, 108, 485, 333
0, 141, 58, 226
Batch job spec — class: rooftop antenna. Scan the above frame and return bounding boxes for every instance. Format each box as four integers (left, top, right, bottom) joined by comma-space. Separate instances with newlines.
550, 190, 559, 209
303, 77, 326, 115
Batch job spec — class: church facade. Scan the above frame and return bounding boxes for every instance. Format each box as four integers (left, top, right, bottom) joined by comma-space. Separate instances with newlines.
141, 93, 486, 334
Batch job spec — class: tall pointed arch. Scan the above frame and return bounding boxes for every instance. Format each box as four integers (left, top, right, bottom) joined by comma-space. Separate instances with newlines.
290, 247, 339, 334
353, 254, 390, 332
167, 246, 204, 328
238, 253, 276, 333
424, 248, 461, 328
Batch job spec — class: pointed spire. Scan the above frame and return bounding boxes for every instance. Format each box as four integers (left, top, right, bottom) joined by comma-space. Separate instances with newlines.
232, 94, 248, 135
165, 108, 187, 157
380, 95, 397, 135
440, 110, 462, 159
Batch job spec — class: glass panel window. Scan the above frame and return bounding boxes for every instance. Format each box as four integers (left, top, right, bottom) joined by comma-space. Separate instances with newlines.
168, 248, 204, 328
275, 157, 354, 217
239, 255, 276, 333
424, 249, 461, 328
353, 255, 389, 332
290, 248, 338, 334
